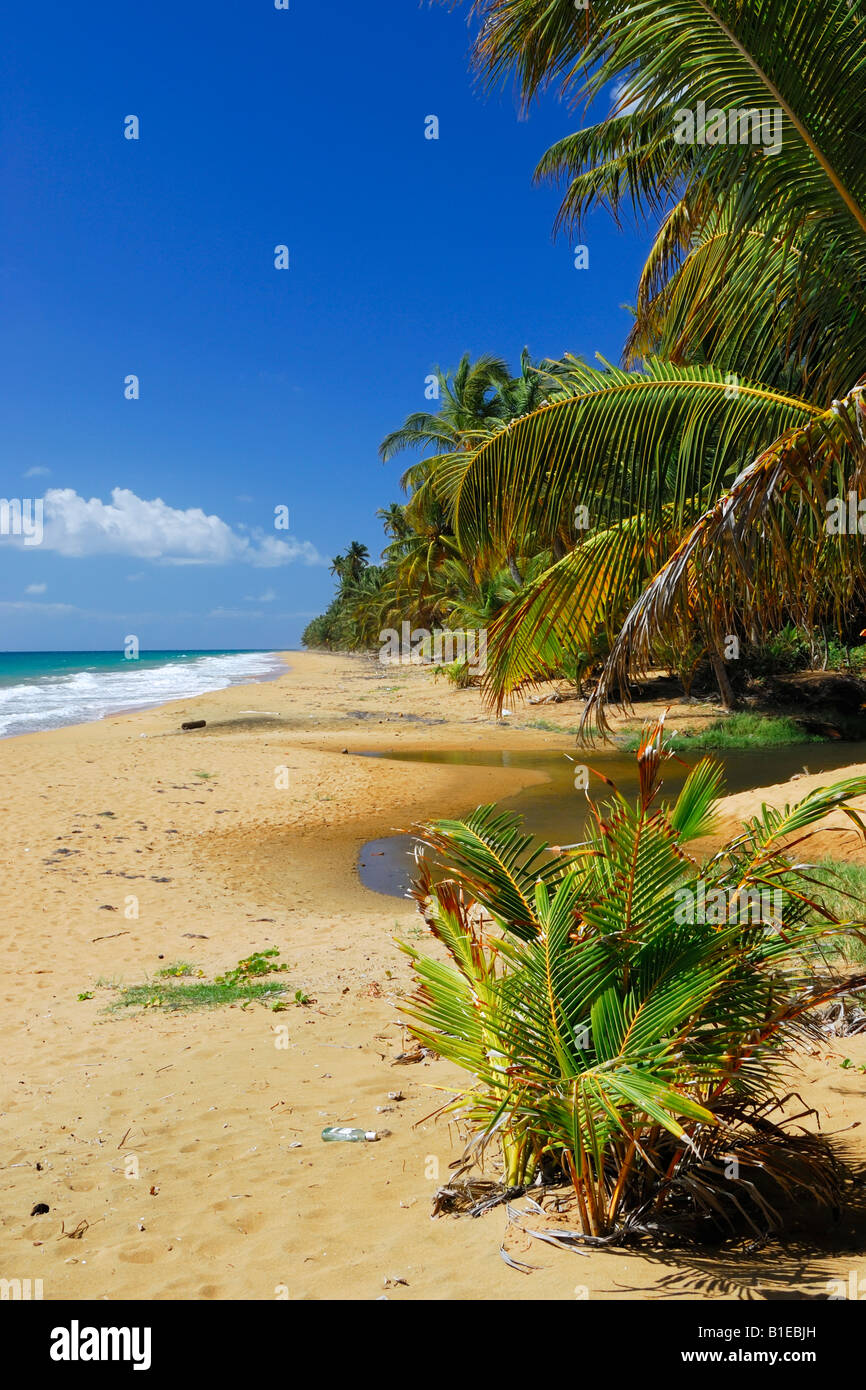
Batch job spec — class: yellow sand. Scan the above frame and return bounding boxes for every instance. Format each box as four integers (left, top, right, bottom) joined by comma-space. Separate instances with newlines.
1, 650, 864, 1301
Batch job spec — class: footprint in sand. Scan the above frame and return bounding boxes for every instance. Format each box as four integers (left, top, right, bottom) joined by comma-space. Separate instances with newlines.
118, 1245, 159, 1264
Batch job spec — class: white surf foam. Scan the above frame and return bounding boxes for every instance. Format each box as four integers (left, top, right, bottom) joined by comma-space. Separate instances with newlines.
0, 652, 286, 738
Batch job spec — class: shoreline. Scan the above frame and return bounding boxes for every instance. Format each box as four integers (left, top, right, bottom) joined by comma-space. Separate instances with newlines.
103, 651, 291, 736
1, 649, 865, 1301
0, 649, 290, 744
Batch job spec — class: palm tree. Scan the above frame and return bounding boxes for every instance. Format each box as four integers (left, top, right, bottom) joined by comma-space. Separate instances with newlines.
402, 721, 866, 1237
381, 351, 529, 584
428, 549, 555, 634
439, 0, 866, 726
375, 502, 411, 543
489, 346, 554, 423
388, 494, 463, 629
441, 355, 820, 708
345, 540, 369, 579
327, 542, 371, 605
338, 563, 392, 647
379, 352, 512, 470
383, 350, 570, 584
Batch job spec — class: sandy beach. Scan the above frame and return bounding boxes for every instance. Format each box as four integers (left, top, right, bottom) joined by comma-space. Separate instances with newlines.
2, 649, 866, 1302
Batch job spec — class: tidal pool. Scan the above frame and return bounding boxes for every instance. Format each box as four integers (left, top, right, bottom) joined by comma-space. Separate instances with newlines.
357, 740, 866, 898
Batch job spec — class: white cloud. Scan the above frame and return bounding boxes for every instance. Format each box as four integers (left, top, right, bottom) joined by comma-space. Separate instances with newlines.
10, 488, 325, 568
0, 600, 79, 614
23, 466, 51, 478
246, 587, 277, 602
208, 607, 317, 620
25, 582, 47, 594
611, 77, 643, 117
210, 606, 264, 619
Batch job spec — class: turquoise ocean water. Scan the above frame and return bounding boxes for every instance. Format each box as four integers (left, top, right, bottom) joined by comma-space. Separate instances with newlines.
0, 650, 287, 738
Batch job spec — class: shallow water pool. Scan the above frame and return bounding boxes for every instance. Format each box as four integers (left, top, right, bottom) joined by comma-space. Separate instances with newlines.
356, 739, 866, 898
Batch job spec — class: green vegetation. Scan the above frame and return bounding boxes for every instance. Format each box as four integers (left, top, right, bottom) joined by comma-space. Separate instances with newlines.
306, 4, 866, 1252
303, 1, 866, 741
292, 0, 866, 1254
214, 948, 289, 987
618, 710, 866, 751
156, 961, 195, 978
401, 725, 866, 1241
521, 718, 581, 735
812, 860, 866, 919
112, 980, 286, 1012
432, 659, 478, 690
618, 714, 819, 752
810, 861, 866, 965
109, 949, 292, 1013
301, 356, 556, 656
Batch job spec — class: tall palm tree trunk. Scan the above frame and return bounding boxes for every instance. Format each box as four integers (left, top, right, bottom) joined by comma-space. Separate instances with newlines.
710, 649, 736, 711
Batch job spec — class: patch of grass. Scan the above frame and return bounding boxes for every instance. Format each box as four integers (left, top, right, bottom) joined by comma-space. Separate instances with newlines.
521, 718, 581, 734
109, 948, 292, 1013
112, 980, 287, 1012
194, 770, 217, 780
809, 860, 866, 964
618, 713, 819, 752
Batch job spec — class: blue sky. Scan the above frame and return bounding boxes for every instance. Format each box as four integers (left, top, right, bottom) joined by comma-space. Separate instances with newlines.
1, 0, 651, 652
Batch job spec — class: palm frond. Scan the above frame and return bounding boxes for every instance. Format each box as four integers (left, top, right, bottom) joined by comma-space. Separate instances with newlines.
440, 358, 818, 560
586, 380, 866, 730
403, 720, 866, 1239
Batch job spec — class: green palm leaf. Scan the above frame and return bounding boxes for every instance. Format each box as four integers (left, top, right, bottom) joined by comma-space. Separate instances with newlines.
403, 721, 866, 1236
587, 380, 866, 729
441, 358, 817, 562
